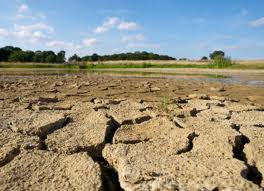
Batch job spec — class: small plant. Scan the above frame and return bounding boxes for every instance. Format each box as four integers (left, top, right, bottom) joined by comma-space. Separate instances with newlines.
79, 64, 86, 69
162, 96, 170, 113
209, 56, 234, 68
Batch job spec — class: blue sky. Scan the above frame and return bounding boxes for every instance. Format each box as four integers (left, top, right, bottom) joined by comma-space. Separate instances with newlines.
0, 0, 264, 59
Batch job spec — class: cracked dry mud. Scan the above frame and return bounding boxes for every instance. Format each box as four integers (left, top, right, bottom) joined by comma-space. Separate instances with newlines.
0, 74, 264, 191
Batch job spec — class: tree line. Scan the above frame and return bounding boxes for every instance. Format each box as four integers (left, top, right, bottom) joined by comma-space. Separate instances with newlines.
0, 45, 227, 63
0, 46, 176, 63
70, 50, 226, 62
0, 46, 66, 63
70, 51, 176, 62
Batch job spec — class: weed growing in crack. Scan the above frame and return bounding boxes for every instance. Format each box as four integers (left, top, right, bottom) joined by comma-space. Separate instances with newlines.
162, 96, 170, 113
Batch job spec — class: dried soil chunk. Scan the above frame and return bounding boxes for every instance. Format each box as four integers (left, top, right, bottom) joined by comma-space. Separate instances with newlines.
107, 100, 152, 125
8, 110, 67, 139
103, 103, 260, 190
46, 111, 114, 158
0, 151, 102, 191
0, 128, 40, 167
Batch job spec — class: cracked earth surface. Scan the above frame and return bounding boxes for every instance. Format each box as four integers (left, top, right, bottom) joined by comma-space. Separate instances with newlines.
0, 73, 264, 191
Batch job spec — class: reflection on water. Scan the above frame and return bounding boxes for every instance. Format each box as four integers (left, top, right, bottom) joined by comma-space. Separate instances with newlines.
0, 68, 263, 87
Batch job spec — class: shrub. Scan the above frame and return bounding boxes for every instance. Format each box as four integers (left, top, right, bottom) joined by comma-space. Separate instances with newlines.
201, 56, 208, 61
209, 56, 234, 68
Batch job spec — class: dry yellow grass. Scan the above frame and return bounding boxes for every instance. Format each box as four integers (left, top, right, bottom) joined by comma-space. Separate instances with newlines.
88, 60, 264, 66
89, 60, 209, 65
235, 60, 264, 65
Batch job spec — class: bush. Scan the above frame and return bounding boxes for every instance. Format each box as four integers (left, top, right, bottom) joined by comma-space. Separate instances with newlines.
209, 56, 234, 68
201, 56, 208, 61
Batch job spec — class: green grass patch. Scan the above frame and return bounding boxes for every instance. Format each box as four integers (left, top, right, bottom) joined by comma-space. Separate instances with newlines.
80, 63, 222, 69
0, 61, 264, 70
0, 63, 79, 69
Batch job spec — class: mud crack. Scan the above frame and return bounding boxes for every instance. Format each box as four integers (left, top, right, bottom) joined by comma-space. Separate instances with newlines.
40, 117, 72, 150
254, 124, 264, 128
95, 157, 124, 191
0, 147, 20, 167
93, 115, 124, 190
232, 134, 263, 186
177, 132, 199, 154
116, 139, 150, 145
104, 116, 121, 144
190, 108, 209, 117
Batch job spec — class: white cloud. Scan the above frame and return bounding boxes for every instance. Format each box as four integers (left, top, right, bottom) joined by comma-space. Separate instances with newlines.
0, 2, 68, 51
11, 30, 48, 43
5, 23, 54, 43
46, 40, 96, 58
249, 17, 264, 27
0, 28, 9, 37
0, 27, 41, 43
16, 14, 25, 20
94, 17, 139, 33
121, 34, 145, 42
46, 40, 75, 48
118, 21, 138, 31
0, 23, 53, 43
46, 38, 97, 56
82, 38, 97, 47
94, 17, 119, 33
18, 4, 29, 14
15, 3, 46, 21
14, 23, 54, 33
32, 31, 47, 40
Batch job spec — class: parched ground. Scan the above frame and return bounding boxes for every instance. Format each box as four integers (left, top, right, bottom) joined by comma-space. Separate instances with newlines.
0, 73, 264, 191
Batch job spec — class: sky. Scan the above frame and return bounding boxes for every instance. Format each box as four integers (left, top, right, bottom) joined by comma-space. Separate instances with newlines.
0, 0, 264, 59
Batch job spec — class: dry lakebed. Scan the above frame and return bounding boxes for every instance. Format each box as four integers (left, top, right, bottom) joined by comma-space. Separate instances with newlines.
0, 69, 264, 191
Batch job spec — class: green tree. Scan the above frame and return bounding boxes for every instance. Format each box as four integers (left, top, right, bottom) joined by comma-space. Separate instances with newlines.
201, 56, 208, 61
8, 51, 27, 62
69, 54, 81, 62
210, 50, 225, 60
24, 51, 34, 62
81, 51, 176, 61
0, 49, 7, 62
33, 51, 43, 62
0, 46, 22, 61
45, 54, 57, 63
43, 51, 56, 63
91, 53, 99, 61
179, 58, 188, 61
56, 50, 66, 63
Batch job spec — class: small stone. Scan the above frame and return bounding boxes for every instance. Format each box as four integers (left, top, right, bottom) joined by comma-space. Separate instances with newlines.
210, 87, 225, 92
188, 94, 210, 100
173, 117, 187, 128
210, 96, 226, 102
174, 97, 188, 104
52, 81, 64, 87
38, 97, 59, 103
188, 94, 198, 99
150, 87, 161, 92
